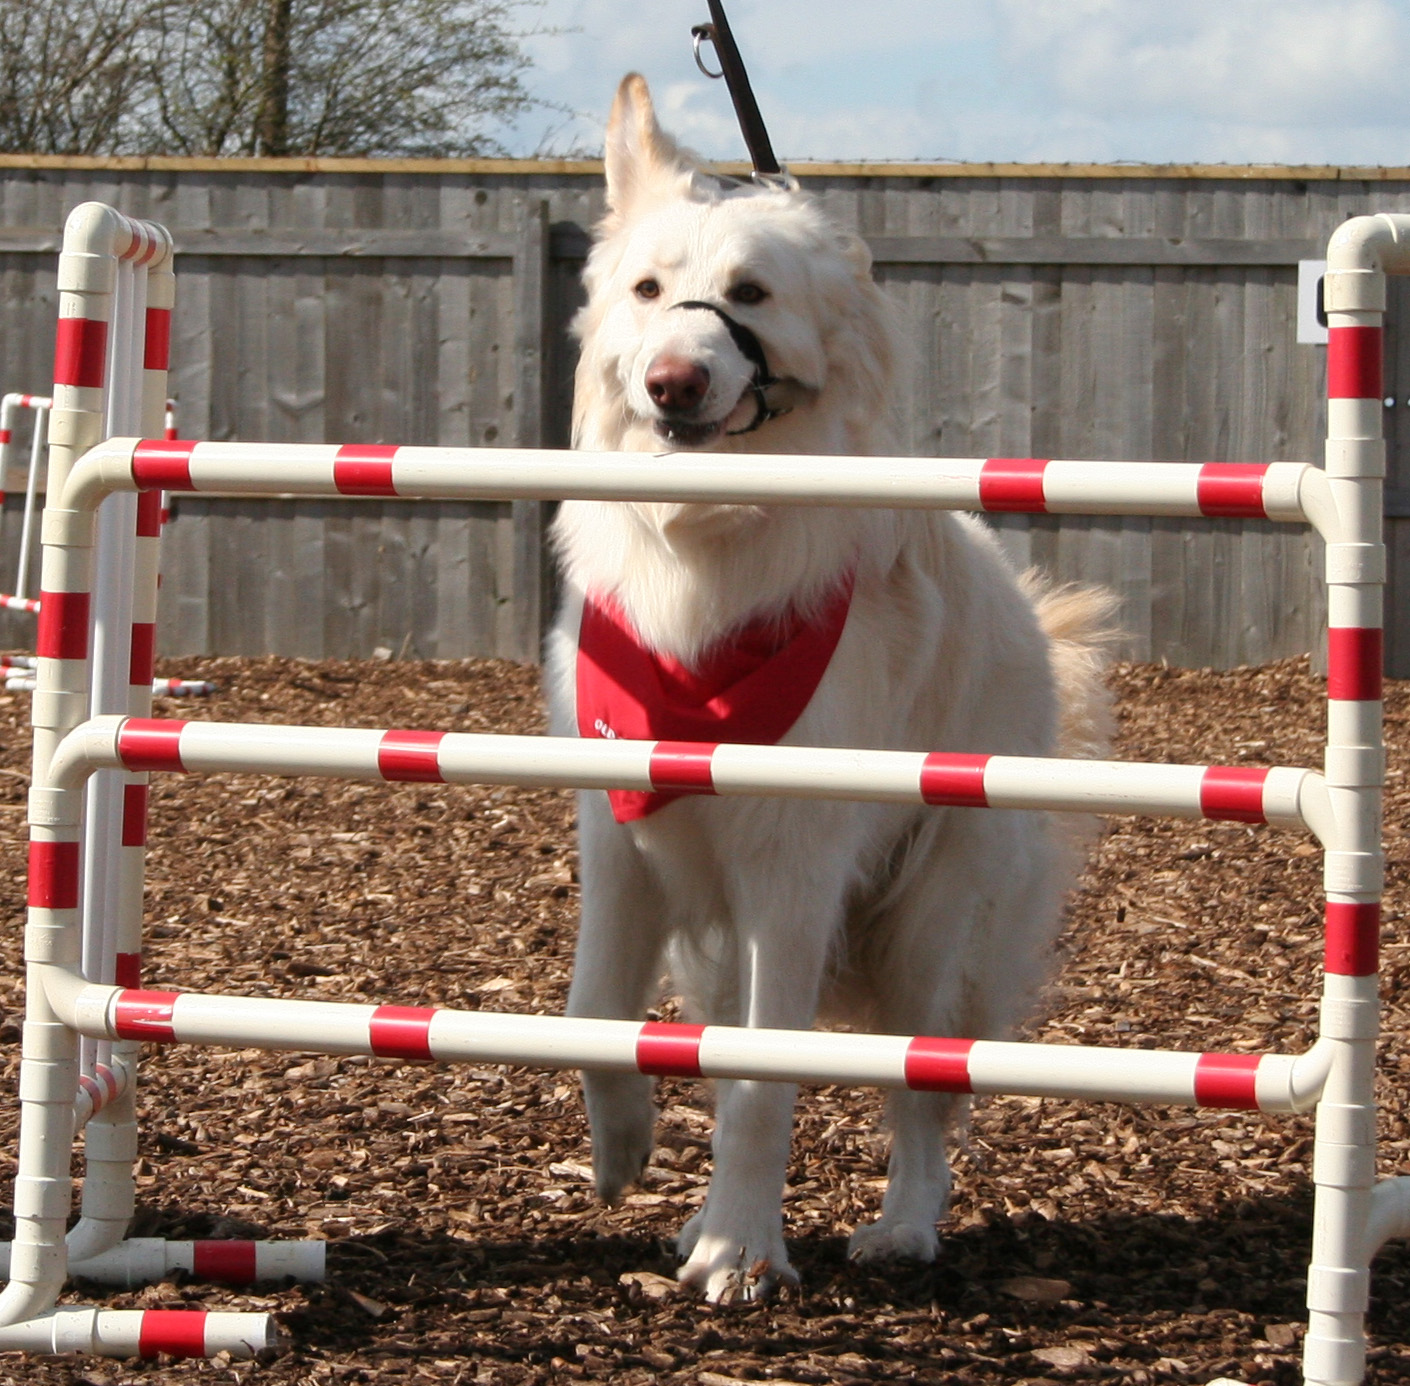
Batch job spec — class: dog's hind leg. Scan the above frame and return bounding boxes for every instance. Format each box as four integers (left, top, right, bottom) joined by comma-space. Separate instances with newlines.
847, 810, 1063, 1264
567, 795, 671, 1203
847, 1089, 962, 1264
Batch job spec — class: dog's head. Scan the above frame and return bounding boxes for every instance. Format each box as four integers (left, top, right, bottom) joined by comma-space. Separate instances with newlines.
572, 74, 901, 458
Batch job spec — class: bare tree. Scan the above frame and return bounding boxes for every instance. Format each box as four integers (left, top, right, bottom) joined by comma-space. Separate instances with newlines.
0, 0, 153, 154
0, 0, 547, 157
138, 0, 544, 157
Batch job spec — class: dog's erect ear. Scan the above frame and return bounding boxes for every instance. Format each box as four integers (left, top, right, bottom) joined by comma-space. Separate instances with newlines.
605, 74, 690, 215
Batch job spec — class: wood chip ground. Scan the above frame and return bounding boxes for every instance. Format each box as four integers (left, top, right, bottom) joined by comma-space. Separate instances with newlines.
0, 654, 1406, 1385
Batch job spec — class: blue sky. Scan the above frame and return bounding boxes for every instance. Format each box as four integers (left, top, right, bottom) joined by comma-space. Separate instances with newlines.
509, 0, 1410, 165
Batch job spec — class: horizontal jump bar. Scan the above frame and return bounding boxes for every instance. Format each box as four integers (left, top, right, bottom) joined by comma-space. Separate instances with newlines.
50, 978, 1326, 1114
53, 716, 1319, 829
69, 439, 1317, 523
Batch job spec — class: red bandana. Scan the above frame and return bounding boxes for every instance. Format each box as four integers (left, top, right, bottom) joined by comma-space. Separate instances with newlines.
576, 577, 854, 821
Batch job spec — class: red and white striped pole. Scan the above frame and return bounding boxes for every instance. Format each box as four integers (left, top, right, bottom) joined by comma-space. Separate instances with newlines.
1297, 215, 1403, 1386
78, 436, 1320, 519
69, 233, 174, 1267
37, 974, 1328, 1116
48, 713, 1322, 829
12, 203, 274, 1356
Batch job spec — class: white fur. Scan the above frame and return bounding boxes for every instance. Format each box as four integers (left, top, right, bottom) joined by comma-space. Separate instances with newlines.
545, 74, 1114, 1303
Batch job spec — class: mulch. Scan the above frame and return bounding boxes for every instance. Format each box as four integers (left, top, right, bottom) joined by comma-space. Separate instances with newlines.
0, 652, 1406, 1385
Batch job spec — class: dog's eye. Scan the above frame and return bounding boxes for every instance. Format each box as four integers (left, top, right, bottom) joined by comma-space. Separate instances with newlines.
634, 278, 661, 301
729, 282, 768, 305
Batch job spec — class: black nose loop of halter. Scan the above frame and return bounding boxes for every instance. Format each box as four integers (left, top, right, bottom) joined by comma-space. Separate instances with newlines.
669, 300, 790, 435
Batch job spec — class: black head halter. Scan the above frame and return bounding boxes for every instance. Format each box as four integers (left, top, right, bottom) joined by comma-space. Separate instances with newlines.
670, 300, 795, 435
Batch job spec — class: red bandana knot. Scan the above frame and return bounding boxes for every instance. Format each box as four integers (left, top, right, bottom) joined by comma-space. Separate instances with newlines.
576, 576, 855, 820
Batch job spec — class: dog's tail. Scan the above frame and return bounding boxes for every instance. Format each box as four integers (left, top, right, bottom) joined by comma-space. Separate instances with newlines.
1021, 574, 1121, 761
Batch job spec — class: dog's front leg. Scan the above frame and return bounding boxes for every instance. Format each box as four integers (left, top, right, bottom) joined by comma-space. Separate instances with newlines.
676, 873, 843, 1303
567, 793, 669, 1203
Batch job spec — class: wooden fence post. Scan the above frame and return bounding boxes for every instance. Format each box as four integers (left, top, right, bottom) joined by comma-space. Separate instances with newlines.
506, 197, 550, 663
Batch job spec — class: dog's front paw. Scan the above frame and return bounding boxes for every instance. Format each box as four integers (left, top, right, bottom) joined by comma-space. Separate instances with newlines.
677, 1229, 799, 1304
846, 1217, 940, 1265
583, 1072, 657, 1203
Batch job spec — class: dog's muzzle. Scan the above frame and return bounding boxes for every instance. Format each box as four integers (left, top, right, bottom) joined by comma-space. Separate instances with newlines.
668, 300, 809, 435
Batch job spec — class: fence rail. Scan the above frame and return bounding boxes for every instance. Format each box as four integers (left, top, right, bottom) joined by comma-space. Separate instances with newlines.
0, 159, 1407, 670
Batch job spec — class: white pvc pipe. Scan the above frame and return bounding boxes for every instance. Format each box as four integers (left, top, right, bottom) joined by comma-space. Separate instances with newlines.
0, 1308, 277, 1357
62, 438, 1322, 528
0, 1237, 324, 1288
38, 974, 1329, 1115
12, 398, 50, 602
49, 716, 1325, 836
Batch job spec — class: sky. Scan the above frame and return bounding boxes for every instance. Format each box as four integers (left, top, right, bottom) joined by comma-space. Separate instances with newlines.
507, 0, 1410, 166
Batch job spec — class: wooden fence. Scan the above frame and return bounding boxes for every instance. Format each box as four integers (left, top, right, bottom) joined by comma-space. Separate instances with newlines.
1, 156, 1409, 671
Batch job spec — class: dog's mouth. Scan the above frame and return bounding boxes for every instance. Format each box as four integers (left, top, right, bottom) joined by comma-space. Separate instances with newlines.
650, 386, 761, 449
653, 415, 726, 447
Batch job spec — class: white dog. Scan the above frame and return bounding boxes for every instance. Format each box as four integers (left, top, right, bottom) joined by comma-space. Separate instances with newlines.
545, 74, 1113, 1303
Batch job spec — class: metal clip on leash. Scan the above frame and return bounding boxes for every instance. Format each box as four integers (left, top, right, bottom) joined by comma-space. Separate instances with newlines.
691, 0, 789, 187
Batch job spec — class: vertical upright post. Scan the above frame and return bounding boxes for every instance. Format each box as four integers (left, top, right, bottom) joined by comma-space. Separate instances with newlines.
6, 205, 123, 1325
69, 232, 173, 1263
14, 400, 51, 603
509, 198, 549, 663
5, 205, 171, 1326
1304, 219, 1393, 1386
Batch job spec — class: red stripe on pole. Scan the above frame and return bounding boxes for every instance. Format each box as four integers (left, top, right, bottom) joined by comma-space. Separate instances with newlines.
138, 1309, 208, 1358
136, 488, 163, 537
119, 719, 188, 772
35, 589, 89, 660
649, 742, 717, 795
1193, 1052, 1262, 1109
1196, 463, 1269, 518
1325, 900, 1380, 976
377, 729, 445, 782
334, 443, 399, 496
114, 991, 180, 1043
904, 1036, 975, 1092
121, 783, 149, 847
129, 622, 156, 686
143, 307, 172, 371
115, 952, 142, 989
1199, 766, 1269, 823
979, 458, 1048, 512
1327, 627, 1383, 702
27, 840, 80, 910
53, 317, 109, 389
370, 1005, 437, 1060
369, 1009, 434, 1060
636, 1021, 705, 1077
133, 439, 196, 490
919, 754, 990, 807
1327, 325, 1384, 399
193, 1240, 259, 1285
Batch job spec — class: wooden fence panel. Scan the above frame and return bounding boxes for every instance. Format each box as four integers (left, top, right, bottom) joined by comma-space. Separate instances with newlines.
0, 160, 1407, 667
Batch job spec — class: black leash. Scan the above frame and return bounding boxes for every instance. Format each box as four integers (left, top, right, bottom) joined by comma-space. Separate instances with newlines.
677, 5, 802, 434
691, 0, 782, 181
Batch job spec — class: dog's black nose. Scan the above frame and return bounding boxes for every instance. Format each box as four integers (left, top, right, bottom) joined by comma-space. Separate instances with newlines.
646, 355, 710, 412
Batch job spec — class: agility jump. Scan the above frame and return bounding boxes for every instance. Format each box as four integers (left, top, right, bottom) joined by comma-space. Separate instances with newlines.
0, 201, 1393, 1384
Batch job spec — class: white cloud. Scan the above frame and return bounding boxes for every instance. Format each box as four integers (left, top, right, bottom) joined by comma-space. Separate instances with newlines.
995, 0, 1409, 126
512, 0, 1410, 165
